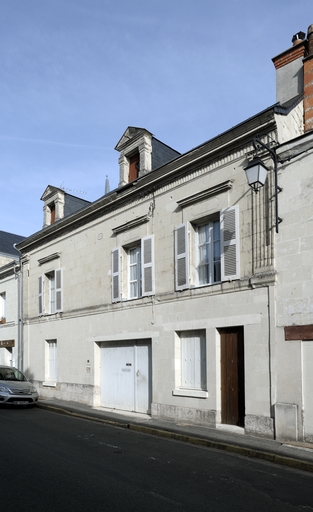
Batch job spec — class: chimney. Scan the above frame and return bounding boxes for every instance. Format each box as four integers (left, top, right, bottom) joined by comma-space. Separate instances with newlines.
304, 25, 313, 131
272, 31, 306, 105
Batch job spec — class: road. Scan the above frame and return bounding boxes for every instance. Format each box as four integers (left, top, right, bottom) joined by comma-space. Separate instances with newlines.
1, 405, 313, 511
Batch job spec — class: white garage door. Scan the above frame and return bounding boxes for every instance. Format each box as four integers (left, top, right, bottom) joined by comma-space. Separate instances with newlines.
101, 341, 151, 414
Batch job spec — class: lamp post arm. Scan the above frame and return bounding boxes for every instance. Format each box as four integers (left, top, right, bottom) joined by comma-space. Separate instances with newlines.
253, 137, 282, 234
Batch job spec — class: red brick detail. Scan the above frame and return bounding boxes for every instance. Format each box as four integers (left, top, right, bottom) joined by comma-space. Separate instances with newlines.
304, 55, 313, 131
272, 43, 306, 69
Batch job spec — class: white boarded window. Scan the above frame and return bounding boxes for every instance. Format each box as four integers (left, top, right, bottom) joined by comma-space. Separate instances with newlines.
220, 205, 240, 280
174, 223, 189, 291
46, 340, 57, 382
181, 330, 206, 390
0, 292, 6, 320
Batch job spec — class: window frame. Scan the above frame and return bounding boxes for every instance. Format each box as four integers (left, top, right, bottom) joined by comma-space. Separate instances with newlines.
0, 292, 6, 320
112, 235, 154, 302
43, 339, 57, 386
39, 269, 63, 315
174, 205, 239, 291
173, 330, 208, 398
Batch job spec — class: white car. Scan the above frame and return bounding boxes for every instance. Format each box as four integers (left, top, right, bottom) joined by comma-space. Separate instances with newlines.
0, 366, 39, 406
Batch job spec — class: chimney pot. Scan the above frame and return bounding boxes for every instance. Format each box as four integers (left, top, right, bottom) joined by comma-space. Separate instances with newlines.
292, 31, 306, 45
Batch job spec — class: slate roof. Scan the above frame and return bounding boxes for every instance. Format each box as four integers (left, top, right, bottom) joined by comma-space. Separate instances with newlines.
0, 230, 26, 258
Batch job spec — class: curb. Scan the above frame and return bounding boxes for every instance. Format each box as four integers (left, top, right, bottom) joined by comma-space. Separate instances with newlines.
37, 403, 313, 474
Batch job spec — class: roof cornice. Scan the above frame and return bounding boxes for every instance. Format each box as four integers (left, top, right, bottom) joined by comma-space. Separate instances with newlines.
17, 106, 279, 253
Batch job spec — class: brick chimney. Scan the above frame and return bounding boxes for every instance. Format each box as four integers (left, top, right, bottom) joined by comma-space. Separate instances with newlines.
272, 31, 306, 105
304, 25, 313, 131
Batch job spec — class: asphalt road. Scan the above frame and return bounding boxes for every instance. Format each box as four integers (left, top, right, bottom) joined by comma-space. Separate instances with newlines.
1, 406, 313, 512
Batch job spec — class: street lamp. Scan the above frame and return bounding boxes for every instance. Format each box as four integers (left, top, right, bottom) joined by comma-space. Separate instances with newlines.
244, 156, 268, 193
244, 137, 282, 233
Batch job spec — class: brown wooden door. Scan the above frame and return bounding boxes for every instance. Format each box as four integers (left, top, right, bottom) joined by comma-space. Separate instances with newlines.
220, 327, 245, 426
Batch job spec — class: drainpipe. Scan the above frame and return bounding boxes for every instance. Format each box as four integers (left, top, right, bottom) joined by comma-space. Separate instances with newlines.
13, 244, 23, 372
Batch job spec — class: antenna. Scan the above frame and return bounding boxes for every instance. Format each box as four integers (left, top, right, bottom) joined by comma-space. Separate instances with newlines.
60, 182, 87, 195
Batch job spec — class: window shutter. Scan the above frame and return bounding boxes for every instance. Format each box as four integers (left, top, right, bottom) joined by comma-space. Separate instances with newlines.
112, 247, 120, 302
175, 223, 189, 290
142, 235, 154, 296
38, 275, 44, 315
55, 269, 63, 312
221, 205, 240, 281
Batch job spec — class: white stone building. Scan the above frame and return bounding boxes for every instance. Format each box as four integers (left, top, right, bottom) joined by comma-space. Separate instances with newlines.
0, 230, 25, 367
16, 25, 313, 442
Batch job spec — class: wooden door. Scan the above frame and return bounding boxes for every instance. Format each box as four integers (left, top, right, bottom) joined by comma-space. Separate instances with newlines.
220, 327, 245, 426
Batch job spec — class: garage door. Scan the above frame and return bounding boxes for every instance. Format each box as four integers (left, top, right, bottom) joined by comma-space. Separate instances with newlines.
100, 341, 151, 414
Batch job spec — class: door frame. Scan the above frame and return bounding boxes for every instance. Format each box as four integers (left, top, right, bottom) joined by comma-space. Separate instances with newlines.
219, 326, 245, 427
100, 340, 152, 414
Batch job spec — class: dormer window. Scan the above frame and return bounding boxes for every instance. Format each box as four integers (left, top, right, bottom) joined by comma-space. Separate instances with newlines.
49, 203, 56, 224
129, 152, 140, 182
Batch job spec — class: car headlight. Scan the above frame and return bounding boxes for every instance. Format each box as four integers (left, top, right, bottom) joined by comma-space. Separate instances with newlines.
31, 386, 38, 394
0, 385, 8, 393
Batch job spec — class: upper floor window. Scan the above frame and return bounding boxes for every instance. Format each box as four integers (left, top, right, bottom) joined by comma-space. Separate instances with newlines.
0, 292, 6, 322
129, 246, 141, 298
39, 269, 63, 315
49, 203, 56, 224
112, 235, 154, 303
128, 152, 140, 182
174, 205, 239, 291
197, 220, 221, 285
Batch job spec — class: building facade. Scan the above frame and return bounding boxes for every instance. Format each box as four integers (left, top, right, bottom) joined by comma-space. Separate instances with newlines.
16, 25, 313, 442
0, 230, 25, 367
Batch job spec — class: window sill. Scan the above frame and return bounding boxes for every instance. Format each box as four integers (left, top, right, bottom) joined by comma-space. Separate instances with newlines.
43, 381, 57, 388
172, 389, 208, 399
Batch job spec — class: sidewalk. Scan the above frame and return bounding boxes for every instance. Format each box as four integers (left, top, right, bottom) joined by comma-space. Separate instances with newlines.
37, 398, 313, 473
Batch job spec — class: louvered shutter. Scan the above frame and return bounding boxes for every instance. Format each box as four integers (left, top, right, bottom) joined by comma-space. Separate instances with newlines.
221, 205, 240, 281
55, 269, 63, 312
112, 247, 120, 302
175, 223, 189, 291
142, 235, 154, 296
38, 275, 44, 315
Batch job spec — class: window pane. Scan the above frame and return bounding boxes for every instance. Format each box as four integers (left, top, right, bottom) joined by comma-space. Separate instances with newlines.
197, 220, 221, 285
129, 247, 141, 298
49, 274, 56, 314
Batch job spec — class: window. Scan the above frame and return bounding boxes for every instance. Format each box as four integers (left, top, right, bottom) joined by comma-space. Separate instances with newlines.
129, 246, 141, 298
45, 340, 57, 383
39, 269, 63, 315
128, 152, 140, 182
175, 205, 239, 291
0, 292, 6, 321
112, 235, 154, 302
197, 220, 221, 285
49, 203, 56, 224
173, 330, 208, 398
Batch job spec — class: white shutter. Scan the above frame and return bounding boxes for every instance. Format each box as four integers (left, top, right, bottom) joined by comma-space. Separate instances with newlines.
142, 235, 154, 296
112, 247, 120, 302
221, 205, 240, 281
38, 275, 44, 315
175, 223, 189, 291
55, 269, 63, 312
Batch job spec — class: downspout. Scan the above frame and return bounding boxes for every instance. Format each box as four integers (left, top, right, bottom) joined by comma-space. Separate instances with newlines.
13, 244, 23, 372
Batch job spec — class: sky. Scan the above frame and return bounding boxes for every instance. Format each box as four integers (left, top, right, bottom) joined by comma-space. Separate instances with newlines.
0, 0, 311, 237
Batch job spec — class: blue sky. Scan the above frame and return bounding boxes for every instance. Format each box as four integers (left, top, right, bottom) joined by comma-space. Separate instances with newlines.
0, 0, 311, 236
